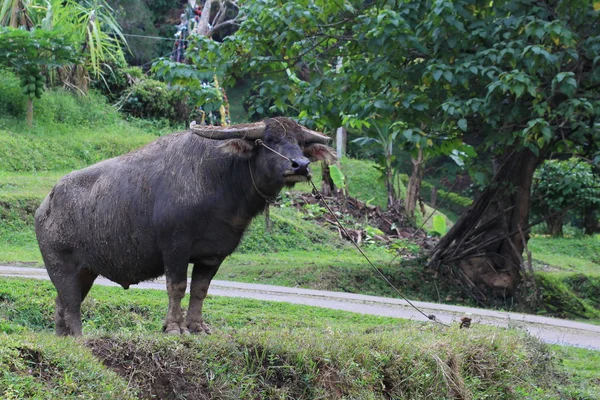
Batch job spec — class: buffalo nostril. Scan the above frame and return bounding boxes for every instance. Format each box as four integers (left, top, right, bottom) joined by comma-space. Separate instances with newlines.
291, 158, 310, 175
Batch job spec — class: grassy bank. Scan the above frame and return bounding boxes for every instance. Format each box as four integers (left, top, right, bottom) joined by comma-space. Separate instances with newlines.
0, 277, 598, 399
530, 235, 600, 276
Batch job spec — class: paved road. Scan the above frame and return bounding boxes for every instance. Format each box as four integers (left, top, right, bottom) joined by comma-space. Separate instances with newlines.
1, 265, 598, 349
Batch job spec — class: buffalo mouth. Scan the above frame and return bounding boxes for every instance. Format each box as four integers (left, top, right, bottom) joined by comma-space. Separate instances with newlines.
284, 171, 311, 183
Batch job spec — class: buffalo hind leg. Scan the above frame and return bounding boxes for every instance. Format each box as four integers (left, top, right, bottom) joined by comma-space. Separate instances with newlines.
53, 268, 98, 336
163, 255, 190, 335
186, 258, 223, 334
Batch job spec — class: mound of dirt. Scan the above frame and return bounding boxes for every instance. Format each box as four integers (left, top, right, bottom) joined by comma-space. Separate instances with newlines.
87, 338, 211, 400
279, 192, 438, 253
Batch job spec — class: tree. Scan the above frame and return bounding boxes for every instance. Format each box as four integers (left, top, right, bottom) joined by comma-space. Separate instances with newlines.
188, 0, 600, 301
0, 27, 79, 126
351, 119, 402, 208
424, 0, 600, 302
532, 158, 600, 236
212, 0, 469, 215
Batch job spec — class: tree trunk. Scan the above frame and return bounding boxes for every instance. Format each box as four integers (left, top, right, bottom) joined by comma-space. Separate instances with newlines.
583, 206, 599, 235
385, 161, 395, 209
546, 212, 565, 237
26, 98, 33, 128
197, 0, 213, 35
321, 161, 334, 197
405, 148, 425, 221
429, 148, 542, 303
430, 186, 438, 208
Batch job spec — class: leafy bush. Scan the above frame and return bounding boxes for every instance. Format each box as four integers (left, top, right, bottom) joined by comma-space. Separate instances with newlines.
120, 78, 193, 123
0, 69, 28, 117
35, 90, 120, 126
532, 159, 600, 236
91, 65, 144, 102
0, 68, 120, 126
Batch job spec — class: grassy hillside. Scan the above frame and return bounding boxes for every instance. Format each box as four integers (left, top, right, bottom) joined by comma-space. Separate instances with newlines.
0, 277, 598, 399
530, 235, 600, 276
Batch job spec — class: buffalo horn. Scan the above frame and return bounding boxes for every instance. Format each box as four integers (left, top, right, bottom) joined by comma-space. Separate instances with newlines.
190, 121, 266, 140
298, 126, 332, 144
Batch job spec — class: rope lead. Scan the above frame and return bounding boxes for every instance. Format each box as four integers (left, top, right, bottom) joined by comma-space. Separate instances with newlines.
308, 179, 449, 328
254, 138, 447, 326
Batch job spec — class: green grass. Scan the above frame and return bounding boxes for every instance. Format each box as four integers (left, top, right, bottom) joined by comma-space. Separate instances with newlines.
0, 120, 159, 173
529, 235, 600, 275
554, 345, 600, 399
0, 277, 598, 399
526, 235, 600, 320
0, 334, 135, 399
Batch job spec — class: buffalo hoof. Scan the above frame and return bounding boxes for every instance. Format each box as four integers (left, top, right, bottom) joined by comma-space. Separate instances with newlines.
164, 322, 190, 335
187, 320, 212, 334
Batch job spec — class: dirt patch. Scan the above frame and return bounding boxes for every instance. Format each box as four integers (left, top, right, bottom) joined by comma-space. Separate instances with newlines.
282, 192, 437, 254
16, 347, 64, 385
86, 338, 211, 400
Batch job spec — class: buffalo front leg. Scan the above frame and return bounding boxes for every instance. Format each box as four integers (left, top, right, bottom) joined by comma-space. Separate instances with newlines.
163, 258, 190, 335
186, 258, 222, 334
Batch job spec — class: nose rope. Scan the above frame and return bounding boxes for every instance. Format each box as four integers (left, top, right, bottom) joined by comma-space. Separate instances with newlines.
248, 161, 277, 204
254, 139, 292, 162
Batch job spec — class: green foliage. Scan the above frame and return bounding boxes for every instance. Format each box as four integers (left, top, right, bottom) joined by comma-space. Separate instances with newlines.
432, 215, 447, 236
534, 159, 600, 209
151, 53, 225, 116
91, 64, 143, 102
119, 77, 193, 123
400, 174, 473, 216
328, 164, 345, 192
0, 26, 78, 69
0, 26, 79, 92
0, 68, 27, 116
532, 158, 600, 235
535, 273, 600, 320
50, 0, 127, 78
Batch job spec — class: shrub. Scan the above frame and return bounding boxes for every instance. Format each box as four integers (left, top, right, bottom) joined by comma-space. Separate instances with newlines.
0, 68, 28, 117
532, 159, 600, 236
35, 90, 119, 127
91, 65, 144, 102
120, 78, 193, 123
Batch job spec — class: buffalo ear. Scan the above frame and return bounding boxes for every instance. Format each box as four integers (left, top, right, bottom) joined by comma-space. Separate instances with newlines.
218, 139, 255, 157
303, 143, 337, 163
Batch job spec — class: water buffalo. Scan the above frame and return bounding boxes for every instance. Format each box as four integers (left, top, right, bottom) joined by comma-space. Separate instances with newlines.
35, 118, 335, 336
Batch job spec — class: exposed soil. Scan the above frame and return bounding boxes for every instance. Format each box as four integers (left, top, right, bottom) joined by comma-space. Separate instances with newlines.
16, 347, 64, 387
86, 338, 346, 399
281, 192, 438, 254
87, 338, 211, 400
